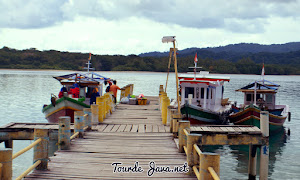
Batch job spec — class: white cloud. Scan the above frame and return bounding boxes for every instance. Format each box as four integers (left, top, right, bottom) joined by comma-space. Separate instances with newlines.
1, 0, 300, 55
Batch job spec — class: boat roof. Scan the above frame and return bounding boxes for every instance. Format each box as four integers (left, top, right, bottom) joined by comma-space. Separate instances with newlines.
53, 72, 111, 85
179, 79, 224, 86
236, 80, 280, 93
178, 72, 230, 82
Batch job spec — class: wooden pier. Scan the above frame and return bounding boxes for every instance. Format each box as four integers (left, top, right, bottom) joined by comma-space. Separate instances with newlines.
20, 96, 195, 179
0, 95, 269, 180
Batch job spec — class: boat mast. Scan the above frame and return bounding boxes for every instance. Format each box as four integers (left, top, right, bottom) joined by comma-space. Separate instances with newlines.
254, 81, 257, 105
84, 53, 95, 73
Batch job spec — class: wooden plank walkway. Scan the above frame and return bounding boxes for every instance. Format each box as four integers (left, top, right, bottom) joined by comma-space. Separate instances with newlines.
25, 96, 196, 179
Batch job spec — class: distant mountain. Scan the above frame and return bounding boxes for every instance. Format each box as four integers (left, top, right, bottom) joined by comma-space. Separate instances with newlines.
140, 42, 300, 58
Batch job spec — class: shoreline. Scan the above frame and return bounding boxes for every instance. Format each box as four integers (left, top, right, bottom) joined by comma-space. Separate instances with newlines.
0, 68, 299, 76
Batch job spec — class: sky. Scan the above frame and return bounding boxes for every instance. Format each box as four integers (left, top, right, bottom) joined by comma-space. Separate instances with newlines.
1, 0, 300, 55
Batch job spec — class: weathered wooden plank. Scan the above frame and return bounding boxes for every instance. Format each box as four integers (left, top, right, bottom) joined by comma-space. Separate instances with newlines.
117, 124, 126, 132
124, 125, 132, 132
158, 125, 166, 132
103, 124, 114, 132
97, 124, 108, 132
152, 125, 159, 132
131, 124, 138, 132
138, 124, 145, 133
145, 124, 152, 132
110, 124, 120, 132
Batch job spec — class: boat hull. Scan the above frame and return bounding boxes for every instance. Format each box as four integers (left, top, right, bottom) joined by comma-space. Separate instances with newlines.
229, 105, 287, 132
42, 97, 90, 123
181, 104, 226, 125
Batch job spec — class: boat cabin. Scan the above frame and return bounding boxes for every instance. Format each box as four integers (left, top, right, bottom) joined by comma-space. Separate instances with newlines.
236, 80, 279, 110
179, 71, 230, 112
54, 72, 112, 102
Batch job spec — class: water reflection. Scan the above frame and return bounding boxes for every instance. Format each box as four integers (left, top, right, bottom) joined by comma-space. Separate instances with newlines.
230, 127, 288, 179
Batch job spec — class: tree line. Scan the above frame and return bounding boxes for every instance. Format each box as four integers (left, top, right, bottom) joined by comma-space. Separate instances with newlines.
0, 46, 299, 75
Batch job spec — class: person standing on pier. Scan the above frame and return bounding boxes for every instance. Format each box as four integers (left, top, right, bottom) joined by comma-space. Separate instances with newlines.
110, 80, 120, 103
90, 87, 100, 105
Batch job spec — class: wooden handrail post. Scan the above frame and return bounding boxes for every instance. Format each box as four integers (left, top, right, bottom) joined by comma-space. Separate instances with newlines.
167, 106, 175, 126
74, 111, 84, 138
178, 120, 190, 153
91, 104, 99, 125
259, 111, 269, 180
58, 116, 71, 150
103, 94, 107, 119
162, 96, 170, 125
0, 148, 12, 180
159, 85, 164, 94
200, 153, 220, 180
83, 108, 92, 130
33, 129, 49, 170
172, 113, 182, 137
187, 134, 202, 167
248, 145, 258, 180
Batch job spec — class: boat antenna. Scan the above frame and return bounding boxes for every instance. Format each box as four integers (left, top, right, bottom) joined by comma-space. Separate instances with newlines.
83, 53, 95, 72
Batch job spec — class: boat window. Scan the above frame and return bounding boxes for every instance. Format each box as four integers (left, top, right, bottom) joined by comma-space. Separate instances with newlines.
266, 94, 273, 102
201, 88, 204, 99
246, 94, 252, 101
185, 87, 194, 98
207, 88, 209, 99
256, 94, 261, 100
196, 87, 199, 98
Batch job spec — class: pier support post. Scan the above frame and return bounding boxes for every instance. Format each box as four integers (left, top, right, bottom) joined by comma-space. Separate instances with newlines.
0, 148, 12, 180
248, 145, 258, 180
91, 104, 99, 125
74, 111, 84, 138
96, 96, 104, 122
187, 134, 202, 167
58, 116, 71, 150
178, 121, 190, 153
200, 153, 220, 180
83, 108, 92, 129
259, 111, 269, 180
33, 129, 49, 170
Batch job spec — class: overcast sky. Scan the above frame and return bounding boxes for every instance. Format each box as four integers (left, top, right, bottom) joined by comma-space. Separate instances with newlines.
1, 0, 300, 55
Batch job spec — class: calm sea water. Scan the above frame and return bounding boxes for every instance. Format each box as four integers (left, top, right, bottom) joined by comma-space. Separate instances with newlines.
0, 70, 299, 179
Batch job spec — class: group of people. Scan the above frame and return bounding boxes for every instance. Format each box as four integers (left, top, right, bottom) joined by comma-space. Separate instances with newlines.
58, 80, 120, 105
90, 80, 120, 104
105, 80, 120, 104
58, 83, 80, 98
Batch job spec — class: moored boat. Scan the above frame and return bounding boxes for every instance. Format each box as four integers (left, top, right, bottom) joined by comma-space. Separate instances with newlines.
42, 54, 113, 123
228, 72, 290, 131
179, 70, 232, 124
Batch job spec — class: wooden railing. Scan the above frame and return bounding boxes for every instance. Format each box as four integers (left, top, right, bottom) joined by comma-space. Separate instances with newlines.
159, 85, 220, 180
0, 86, 126, 179
120, 84, 134, 100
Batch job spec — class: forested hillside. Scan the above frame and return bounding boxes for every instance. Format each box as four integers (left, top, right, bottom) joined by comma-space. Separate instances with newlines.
1, 45, 300, 75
